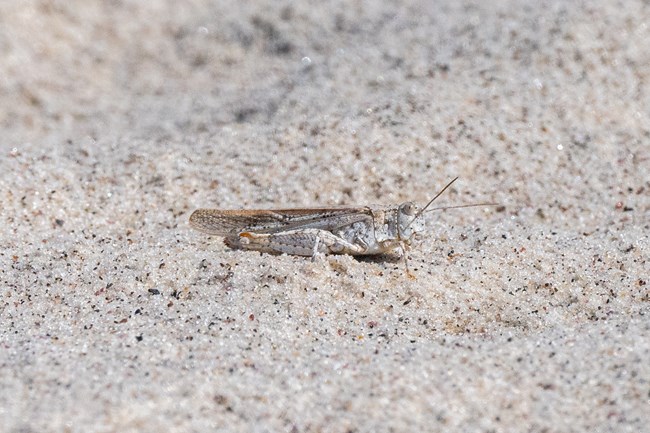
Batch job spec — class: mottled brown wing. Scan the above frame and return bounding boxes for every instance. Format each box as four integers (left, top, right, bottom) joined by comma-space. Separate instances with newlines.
189, 207, 372, 235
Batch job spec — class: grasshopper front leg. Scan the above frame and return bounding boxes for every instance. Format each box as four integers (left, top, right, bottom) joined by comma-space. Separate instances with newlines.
398, 242, 416, 279
228, 228, 368, 257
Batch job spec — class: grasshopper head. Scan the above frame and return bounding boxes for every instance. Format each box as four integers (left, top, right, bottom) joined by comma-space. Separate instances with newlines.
397, 201, 425, 242
396, 178, 460, 244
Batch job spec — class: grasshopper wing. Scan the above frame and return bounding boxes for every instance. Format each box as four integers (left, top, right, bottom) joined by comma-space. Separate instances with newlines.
189, 207, 371, 236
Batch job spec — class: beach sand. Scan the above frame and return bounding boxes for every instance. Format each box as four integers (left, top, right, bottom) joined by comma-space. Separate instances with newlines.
1, 1, 648, 431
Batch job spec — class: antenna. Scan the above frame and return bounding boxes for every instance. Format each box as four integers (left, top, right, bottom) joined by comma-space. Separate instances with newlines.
404, 177, 459, 230
425, 202, 499, 212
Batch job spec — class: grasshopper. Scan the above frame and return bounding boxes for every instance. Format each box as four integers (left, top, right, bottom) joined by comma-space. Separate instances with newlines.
189, 177, 491, 272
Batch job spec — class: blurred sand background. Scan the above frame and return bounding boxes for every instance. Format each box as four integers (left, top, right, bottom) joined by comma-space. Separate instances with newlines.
1, 1, 648, 431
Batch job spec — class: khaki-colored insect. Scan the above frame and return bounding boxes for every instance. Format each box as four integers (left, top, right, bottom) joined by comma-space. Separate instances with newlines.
189, 178, 488, 271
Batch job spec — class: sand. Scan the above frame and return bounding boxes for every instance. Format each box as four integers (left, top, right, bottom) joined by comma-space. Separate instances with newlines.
1, 1, 648, 432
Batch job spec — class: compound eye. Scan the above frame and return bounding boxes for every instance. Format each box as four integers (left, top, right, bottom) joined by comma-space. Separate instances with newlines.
401, 202, 417, 216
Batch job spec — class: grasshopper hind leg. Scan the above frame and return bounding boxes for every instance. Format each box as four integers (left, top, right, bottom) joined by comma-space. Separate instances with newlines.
233, 229, 367, 257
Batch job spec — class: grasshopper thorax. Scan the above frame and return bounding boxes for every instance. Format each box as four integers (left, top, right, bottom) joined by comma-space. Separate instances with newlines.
397, 201, 425, 242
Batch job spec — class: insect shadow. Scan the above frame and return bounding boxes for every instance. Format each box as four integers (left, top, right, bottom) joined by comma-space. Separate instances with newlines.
353, 253, 402, 264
